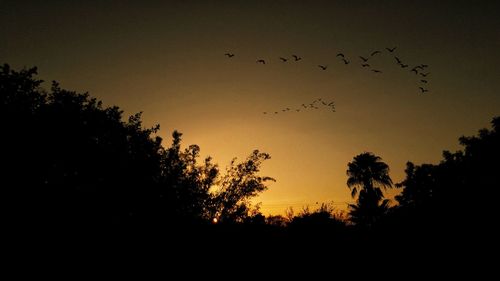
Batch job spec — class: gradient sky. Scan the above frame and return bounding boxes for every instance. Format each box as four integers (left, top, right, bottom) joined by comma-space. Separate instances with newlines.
2, 0, 499, 215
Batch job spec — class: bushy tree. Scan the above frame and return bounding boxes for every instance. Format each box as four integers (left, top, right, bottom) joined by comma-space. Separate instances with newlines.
209, 150, 275, 223
1, 64, 164, 225
395, 116, 500, 228
158, 131, 219, 222
1, 63, 275, 228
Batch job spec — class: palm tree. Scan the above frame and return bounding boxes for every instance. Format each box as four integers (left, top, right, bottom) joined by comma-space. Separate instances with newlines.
346, 152, 393, 227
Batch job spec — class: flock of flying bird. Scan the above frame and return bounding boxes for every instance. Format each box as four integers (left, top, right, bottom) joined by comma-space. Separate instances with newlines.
262, 98, 336, 115
224, 46, 431, 115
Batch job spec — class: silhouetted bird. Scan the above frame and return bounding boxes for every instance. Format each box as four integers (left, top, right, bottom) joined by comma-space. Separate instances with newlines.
395, 57, 402, 64
296, 109, 300, 112
292, 55, 302, 61
420, 72, 430, 77
372, 69, 382, 73
342, 58, 349, 64
279, 57, 288, 62
420, 64, 429, 68
318, 65, 328, 70
421, 79, 428, 83
336, 53, 345, 58
274, 111, 278, 114
257, 59, 266, 64
370, 50, 381, 56
263, 112, 267, 114
386, 47, 397, 52
411, 67, 419, 74
419, 87, 429, 93
359, 56, 369, 62
224, 53, 235, 58
400, 63, 409, 68
361, 63, 370, 67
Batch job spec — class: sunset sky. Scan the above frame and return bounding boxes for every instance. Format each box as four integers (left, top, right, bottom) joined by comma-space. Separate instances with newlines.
2, 1, 499, 215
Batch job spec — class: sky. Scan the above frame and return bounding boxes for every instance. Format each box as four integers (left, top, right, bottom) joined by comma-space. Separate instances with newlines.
1, 0, 499, 215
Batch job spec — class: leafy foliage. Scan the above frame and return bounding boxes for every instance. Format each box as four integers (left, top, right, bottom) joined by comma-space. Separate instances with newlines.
210, 150, 276, 222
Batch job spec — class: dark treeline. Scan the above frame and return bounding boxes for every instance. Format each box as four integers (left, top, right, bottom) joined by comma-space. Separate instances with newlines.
1, 64, 275, 229
2, 64, 498, 260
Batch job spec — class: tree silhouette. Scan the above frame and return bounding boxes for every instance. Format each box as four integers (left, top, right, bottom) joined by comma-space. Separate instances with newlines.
1, 63, 275, 229
1, 64, 165, 227
346, 152, 393, 227
395, 162, 437, 208
209, 150, 276, 223
158, 131, 219, 223
394, 116, 500, 233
